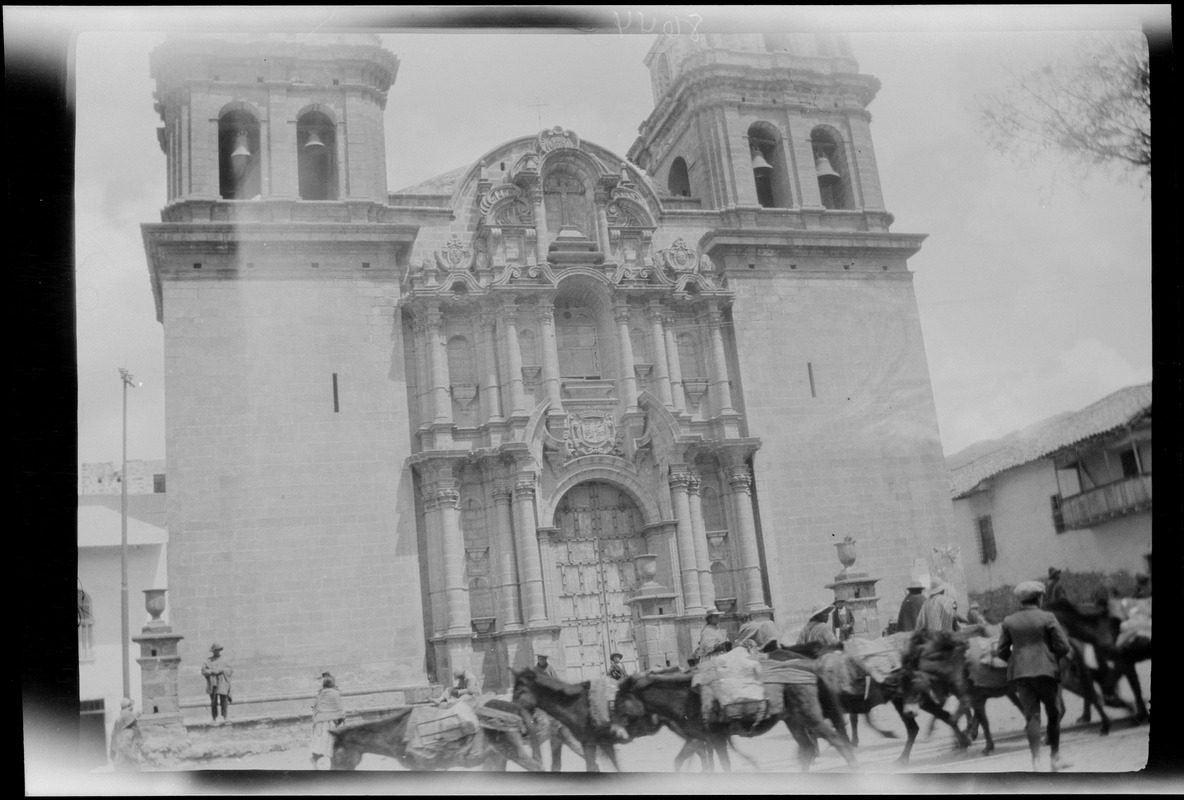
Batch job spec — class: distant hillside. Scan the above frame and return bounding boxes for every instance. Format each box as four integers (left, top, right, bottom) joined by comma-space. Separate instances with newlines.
945, 410, 1076, 471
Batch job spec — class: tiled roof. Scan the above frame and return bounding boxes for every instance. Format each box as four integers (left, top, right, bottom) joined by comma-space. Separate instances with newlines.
393, 164, 472, 196
949, 382, 1152, 499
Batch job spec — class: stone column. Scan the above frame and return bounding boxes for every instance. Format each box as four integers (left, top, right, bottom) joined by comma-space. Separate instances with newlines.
501, 300, 527, 415
479, 312, 504, 424
663, 313, 686, 413
686, 473, 716, 610
412, 319, 433, 428
646, 302, 674, 407
669, 470, 704, 614
425, 304, 453, 424
726, 465, 769, 612
594, 190, 612, 255
705, 306, 737, 416
491, 480, 523, 630
435, 480, 471, 634
536, 299, 563, 407
421, 483, 447, 635
614, 301, 640, 412
514, 475, 547, 624
530, 184, 549, 262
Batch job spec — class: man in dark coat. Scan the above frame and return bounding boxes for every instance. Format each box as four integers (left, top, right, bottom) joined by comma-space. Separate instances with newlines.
831, 599, 855, 642
998, 580, 1073, 772
896, 580, 926, 632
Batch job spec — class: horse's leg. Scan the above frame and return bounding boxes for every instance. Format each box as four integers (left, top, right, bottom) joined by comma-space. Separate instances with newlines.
602, 744, 622, 772
893, 698, 920, 765
862, 710, 897, 740
922, 696, 971, 750
550, 735, 563, 772
784, 719, 817, 772
975, 696, 994, 754
1123, 660, 1149, 723
714, 735, 731, 773
849, 712, 860, 748
789, 688, 858, 771
583, 742, 601, 773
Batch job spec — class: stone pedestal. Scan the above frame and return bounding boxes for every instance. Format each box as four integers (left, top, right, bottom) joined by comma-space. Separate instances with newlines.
133, 616, 188, 764
627, 564, 679, 671
825, 572, 882, 640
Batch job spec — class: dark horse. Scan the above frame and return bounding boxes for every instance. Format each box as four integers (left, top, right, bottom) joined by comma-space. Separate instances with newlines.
511, 668, 650, 772
945, 637, 1114, 754
328, 700, 544, 771
771, 637, 970, 765
1046, 598, 1150, 723
610, 664, 859, 773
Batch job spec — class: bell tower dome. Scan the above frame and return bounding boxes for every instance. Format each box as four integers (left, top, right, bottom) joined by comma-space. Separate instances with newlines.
150, 33, 398, 206
629, 32, 892, 231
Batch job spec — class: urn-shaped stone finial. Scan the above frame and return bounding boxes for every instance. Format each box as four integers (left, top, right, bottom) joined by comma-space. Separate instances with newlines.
835, 536, 857, 574
143, 588, 167, 628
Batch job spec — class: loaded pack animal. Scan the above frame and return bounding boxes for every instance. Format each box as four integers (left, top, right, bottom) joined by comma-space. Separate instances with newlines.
770, 635, 971, 765
512, 667, 671, 772
328, 698, 544, 771
1045, 598, 1150, 724
609, 656, 859, 773
919, 629, 1115, 755
521, 706, 585, 771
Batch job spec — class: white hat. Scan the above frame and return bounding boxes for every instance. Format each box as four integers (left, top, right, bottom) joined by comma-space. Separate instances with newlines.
810, 602, 834, 619
927, 579, 948, 596
1014, 581, 1046, 601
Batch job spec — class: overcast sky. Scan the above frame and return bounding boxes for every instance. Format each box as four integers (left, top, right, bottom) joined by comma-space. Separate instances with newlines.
67, 6, 1159, 467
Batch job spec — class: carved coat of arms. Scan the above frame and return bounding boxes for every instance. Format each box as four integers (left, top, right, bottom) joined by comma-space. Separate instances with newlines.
563, 412, 622, 457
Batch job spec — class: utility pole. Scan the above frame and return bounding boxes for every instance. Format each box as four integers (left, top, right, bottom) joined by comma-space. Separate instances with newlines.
119, 368, 138, 700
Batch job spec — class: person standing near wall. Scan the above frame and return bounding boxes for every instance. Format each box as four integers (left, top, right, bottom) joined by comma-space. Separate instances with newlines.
201, 643, 233, 724
108, 698, 143, 772
308, 673, 345, 770
896, 580, 927, 633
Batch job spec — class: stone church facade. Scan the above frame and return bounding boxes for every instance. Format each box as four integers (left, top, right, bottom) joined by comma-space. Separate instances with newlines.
143, 32, 960, 705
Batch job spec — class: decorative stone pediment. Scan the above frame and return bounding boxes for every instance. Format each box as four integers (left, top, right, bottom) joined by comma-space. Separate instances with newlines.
537, 126, 581, 154
655, 238, 699, 275
479, 183, 533, 226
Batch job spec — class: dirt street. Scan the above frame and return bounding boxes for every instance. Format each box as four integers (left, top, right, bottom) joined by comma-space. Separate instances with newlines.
87, 661, 1157, 794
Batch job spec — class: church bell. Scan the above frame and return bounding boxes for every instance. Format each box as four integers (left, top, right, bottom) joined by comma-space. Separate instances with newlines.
231, 131, 252, 176
814, 152, 841, 184
304, 130, 325, 149
750, 146, 773, 177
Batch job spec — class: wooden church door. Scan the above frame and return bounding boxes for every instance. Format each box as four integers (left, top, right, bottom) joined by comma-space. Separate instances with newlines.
552, 482, 647, 680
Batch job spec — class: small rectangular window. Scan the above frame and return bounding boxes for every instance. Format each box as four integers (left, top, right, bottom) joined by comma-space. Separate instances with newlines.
976, 515, 997, 564
1119, 449, 1139, 479
1050, 495, 1065, 533
154, 474, 166, 493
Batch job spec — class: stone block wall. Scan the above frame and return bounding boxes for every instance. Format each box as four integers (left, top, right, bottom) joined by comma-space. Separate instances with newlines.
159, 258, 426, 701
728, 266, 962, 620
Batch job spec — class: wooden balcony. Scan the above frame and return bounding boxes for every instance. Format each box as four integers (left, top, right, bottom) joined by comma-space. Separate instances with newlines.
1061, 474, 1152, 530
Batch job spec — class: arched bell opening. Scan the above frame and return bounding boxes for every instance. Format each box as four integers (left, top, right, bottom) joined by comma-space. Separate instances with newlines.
218, 109, 261, 200
746, 121, 791, 209
811, 126, 853, 210
297, 110, 338, 200
667, 156, 691, 197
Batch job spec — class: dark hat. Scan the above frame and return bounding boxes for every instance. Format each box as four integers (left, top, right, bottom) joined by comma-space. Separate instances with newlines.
705, 611, 721, 621
210, 643, 223, 653
536, 652, 549, 660
610, 652, 623, 660
1048, 567, 1062, 578
318, 671, 333, 680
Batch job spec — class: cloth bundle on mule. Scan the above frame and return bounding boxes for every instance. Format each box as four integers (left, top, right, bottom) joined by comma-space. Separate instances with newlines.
1114, 597, 1152, 650
693, 648, 767, 723
843, 632, 913, 684
405, 701, 484, 763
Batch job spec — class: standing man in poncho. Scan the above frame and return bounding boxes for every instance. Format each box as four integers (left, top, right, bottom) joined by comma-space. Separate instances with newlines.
201, 643, 234, 723
915, 579, 959, 633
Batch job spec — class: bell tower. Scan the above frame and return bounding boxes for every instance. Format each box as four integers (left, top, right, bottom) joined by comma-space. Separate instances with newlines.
629, 32, 892, 231
150, 33, 397, 205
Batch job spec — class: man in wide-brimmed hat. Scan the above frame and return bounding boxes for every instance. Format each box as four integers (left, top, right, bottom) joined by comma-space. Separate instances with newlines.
896, 579, 927, 633
915, 578, 959, 633
695, 610, 730, 662
109, 697, 143, 772
607, 652, 627, 680
201, 643, 234, 723
797, 602, 838, 646
998, 580, 1073, 772
1042, 567, 1068, 609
